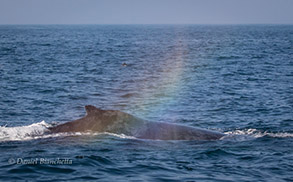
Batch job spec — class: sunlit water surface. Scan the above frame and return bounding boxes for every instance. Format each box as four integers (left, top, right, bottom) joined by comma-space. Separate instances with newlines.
0, 25, 292, 181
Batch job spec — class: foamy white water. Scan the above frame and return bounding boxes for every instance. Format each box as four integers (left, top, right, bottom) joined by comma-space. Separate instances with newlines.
0, 121, 51, 141
1, 121, 292, 142
0, 121, 137, 142
223, 128, 293, 141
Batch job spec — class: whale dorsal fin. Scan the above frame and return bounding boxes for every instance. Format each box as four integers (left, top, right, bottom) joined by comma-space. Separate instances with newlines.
85, 105, 99, 115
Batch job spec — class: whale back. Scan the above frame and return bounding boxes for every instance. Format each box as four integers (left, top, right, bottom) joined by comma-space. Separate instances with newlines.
134, 122, 224, 140
49, 105, 225, 140
49, 105, 144, 134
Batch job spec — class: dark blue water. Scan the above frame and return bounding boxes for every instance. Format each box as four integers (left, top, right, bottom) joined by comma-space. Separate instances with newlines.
0, 25, 292, 181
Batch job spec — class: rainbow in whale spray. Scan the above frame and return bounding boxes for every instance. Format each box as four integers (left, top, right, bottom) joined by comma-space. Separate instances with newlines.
130, 36, 188, 120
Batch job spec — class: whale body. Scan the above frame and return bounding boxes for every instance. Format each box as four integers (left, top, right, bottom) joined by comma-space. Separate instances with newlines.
49, 105, 225, 140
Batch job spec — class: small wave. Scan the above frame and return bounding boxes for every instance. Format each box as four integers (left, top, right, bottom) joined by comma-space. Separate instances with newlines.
1, 123, 291, 142
102, 132, 137, 139
50, 131, 136, 140
0, 121, 51, 142
0, 122, 136, 142
222, 128, 293, 141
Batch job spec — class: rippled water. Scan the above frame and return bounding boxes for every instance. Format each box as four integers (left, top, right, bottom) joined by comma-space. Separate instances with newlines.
0, 25, 292, 181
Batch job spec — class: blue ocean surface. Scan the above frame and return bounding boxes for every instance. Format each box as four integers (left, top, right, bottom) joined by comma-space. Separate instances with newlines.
0, 25, 292, 181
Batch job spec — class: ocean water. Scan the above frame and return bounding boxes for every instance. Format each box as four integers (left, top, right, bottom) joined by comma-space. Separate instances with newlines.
0, 25, 292, 181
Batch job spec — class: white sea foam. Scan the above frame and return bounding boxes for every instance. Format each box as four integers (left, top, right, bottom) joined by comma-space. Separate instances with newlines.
101, 132, 137, 139
222, 128, 293, 141
1, 122, 292, 142
0, 121, 51, 141
0, 121, 136, 142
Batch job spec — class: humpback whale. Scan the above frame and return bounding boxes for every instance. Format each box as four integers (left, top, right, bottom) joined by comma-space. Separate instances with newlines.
49, 105, 225, 140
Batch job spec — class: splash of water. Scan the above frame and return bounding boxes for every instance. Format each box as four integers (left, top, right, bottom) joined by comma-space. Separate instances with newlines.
0, 121, 50, 141
222, 128, 293, 141
0, 121, 136, 142
1, 121, 292, 142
